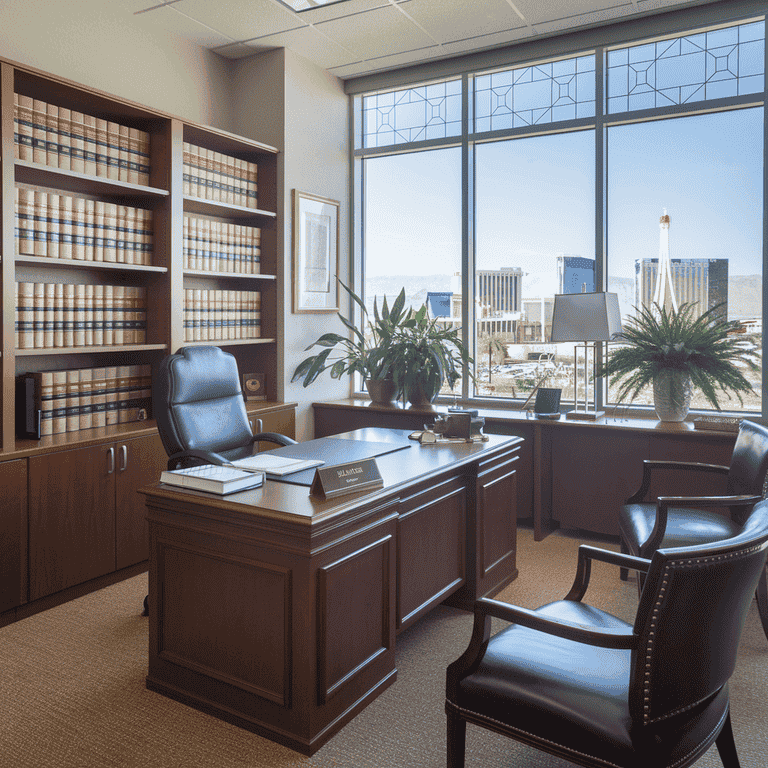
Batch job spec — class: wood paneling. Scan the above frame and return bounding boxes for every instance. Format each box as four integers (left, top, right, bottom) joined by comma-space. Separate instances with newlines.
0, 459, 27, 611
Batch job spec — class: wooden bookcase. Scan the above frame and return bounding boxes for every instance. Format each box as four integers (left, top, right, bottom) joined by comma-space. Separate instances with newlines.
0, 58, 293, 620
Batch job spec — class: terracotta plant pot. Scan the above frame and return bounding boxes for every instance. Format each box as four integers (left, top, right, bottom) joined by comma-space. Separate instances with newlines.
365, 378, 398, 407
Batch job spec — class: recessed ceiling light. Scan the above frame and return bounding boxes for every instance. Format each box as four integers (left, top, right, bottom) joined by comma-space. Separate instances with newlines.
277, 0, 348, 11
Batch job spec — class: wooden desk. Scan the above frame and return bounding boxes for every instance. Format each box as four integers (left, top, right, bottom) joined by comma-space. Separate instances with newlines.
313, 400, 738, 540
140, 428, 522, 755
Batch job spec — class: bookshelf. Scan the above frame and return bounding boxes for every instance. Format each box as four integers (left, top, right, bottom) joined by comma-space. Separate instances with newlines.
0, 58, 293, 620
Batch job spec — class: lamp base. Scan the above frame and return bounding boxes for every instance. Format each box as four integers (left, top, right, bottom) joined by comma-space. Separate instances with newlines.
565, 409, 604, 421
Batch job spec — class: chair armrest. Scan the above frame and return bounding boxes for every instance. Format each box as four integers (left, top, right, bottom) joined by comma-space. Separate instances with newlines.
643, 494, 763, 555
565, 545, 651, 601
166, 449, 229, 470
626, 460, 730, 504
252, 432, 297, 447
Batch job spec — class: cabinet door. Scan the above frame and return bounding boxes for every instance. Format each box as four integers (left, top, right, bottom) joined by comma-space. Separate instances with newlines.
29, 444, 116, 600
0, 459, 28, 612
116, 433, 167, 570
250, 406, 296, 448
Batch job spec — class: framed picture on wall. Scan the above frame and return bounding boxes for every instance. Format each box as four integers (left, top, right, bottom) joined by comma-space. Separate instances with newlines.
292, 190, 340, 313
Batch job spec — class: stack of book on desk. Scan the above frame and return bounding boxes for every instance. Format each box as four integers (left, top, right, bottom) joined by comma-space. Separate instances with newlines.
160, 454, 325, 495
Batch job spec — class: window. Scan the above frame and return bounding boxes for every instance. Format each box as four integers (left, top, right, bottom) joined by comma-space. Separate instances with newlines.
353, 11, 765, 417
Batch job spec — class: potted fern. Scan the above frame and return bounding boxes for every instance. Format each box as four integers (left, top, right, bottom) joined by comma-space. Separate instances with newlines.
599, 302, 758, 421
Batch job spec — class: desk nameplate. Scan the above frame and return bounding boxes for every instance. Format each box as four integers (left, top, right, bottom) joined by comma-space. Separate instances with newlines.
310, 458, 383, 500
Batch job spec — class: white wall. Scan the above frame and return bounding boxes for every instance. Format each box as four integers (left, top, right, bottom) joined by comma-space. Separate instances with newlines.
233, 49, 350, 440
0, 0, 233, 129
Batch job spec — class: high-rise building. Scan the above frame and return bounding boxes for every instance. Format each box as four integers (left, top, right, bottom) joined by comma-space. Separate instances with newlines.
476, 267, 522, 315
636, 257, 728, 320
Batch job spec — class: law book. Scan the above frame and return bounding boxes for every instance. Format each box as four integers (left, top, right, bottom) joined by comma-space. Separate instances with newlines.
95, 117, 109, 177
66, 368, 80, 432
136, 287, 147, 344
187, 216, 198, 269
82, 113, 98, 175
73, 283, 86, 347
84, 198, 95, 260
224, 153, 237, 205
92, 284, 105, 346
106, 121, 121, 181
72, 196, 86, 260
15, 93, 34, 161
44, 282, 55, 348
33, 190, 47, 257
104, 365, 119, 425
91, 367, 107, 427
160, 464, 265, 495
209, 220, 220, 272
32, 98, 47, 165
18, 282, 35, 349
118, 123, 130, 182
247, 160, 258, 208
213, 289, 223, 340
193, 288, 202, 342
51, 370, 68, 434
45, 102, 59, 168
58, 107, 72, 171
122, 286, 135, 345
53, 282, 65, 347
84, 283, 94, 346
59, 194, 73, 260
142, 207, 153, 265
14, 282, 19, 348
230, 453, 324, 477
16, 187, 36, 256
70, 111, 86, 173
34, 371, 55, 437
112, 285, 125, 345
103, 284, 114, 345
128, 128, 142, 184
183, 215, 190, 269
47, 192, 60, 259
116, 365, 132, 423
182, 142, 192, 195
33, 282, 45, 348
79, 367, 94, 430
117, 205, 131, 264
63, 283, 75, 347
137, 129, 151, 185
233, 158, 244, 207
93, 200, 105, 261
103, 202, 117, 262
183, 289, 193, 341
200, 217, 210, 271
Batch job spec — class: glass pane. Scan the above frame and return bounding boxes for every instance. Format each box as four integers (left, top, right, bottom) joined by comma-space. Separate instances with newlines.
475, 131, 595, 402
474, 55, 595, 131
362, 80, 462, 149
363, 148, 463, 394
606, 108, 763, 413
606, 21, 765, 114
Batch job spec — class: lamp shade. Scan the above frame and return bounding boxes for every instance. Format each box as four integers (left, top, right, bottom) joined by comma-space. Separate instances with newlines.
550, 292, 622, 342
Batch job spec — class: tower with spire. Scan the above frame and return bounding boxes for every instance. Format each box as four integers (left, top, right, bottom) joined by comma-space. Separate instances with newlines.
652, 209, 678, 315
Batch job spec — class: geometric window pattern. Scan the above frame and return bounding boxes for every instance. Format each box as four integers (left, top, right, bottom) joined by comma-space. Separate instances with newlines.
474, 55, 596, 132
606, 21, 764, 114
363, 79, 462, 148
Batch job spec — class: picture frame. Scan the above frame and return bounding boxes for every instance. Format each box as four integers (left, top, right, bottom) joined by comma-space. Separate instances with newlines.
292, 190, 340, 313
242, 372, 267, 401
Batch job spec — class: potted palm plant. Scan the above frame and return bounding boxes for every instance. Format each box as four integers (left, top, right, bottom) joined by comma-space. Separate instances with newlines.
599, 301, 758, 422
291, 281, 408, 406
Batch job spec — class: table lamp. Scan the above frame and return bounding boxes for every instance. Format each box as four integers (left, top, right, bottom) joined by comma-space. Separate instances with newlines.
550, 291, 622, 420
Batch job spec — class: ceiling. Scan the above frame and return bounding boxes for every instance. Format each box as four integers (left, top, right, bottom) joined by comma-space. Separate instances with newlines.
123, 0, 716, 81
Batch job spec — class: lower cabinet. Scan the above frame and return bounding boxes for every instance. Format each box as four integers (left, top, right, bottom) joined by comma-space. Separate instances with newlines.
29, 432, 166, 601
248, 403, 297, 449
0, 459, 28, 612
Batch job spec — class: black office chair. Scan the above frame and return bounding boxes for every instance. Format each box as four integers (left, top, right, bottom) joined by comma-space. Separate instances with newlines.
144, 345, 297, 614
620, 418, 768, 640
445, 500, 768, 768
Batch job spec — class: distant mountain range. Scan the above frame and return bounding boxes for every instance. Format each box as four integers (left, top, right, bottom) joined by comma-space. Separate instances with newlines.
365, 274, 763, 320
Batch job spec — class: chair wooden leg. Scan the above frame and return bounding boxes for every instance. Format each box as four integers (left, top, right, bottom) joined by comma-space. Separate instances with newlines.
446, 709, 467, 768
715, 711, 741, 768
755, 564, 768, 642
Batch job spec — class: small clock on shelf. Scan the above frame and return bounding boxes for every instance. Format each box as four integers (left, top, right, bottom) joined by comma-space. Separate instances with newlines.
242, 372, 266, 401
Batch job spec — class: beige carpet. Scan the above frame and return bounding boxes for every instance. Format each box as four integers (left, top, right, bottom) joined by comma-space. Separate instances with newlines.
1, 525, 767, 767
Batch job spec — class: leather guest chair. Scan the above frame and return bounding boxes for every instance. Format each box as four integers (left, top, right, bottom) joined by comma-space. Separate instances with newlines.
445, 500, 768, 768
620, 418, 768, 640
154, 345, 296, 471
144, 345, 297, 614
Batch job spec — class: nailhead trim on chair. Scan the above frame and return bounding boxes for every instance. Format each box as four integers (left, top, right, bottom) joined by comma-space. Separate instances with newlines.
644, 545, 765, 725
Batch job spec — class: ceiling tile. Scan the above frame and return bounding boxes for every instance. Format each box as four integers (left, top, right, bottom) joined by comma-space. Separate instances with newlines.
316, 4, 436, 58
171, 0, 303, 40
532, 3, 638, 36
297, 0, 398, 24
235, 25, 357, 68
404, 0, 527, 43
513, 0, 629, 26
141, 3, 237, 47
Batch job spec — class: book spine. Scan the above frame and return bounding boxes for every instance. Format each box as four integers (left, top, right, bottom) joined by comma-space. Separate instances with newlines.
38, 371, 55, 436
182, 142, 191, 196
91, 368, 107, 428
79, 367, 93, 431
32, 99, 47, 165
66, 369, 80, 432
47, 193, 60, 259
105, 366, 119, 425
106, 121, 121, 181
93, 201, 105, 262
72, 197, 86, 260
201, 218, 210, 272
193, 289, 202, 342
113, 285, 125, 345
118, 123, 130, 182
83, 113, 98, 175
44, 282, 55, 349
15, 93, 34, 161
116, 365, 131, 423
60, 194, 73, 260
18, 282, 34, 349
103, 202, 117, 262
103, 285, 114, 346
51, 370, 68, 434
17, 187, 36, 256
84, 283, 94, 347
128, 128, 141, 185
45, 102, 59, 168
63, 283, 75, 347
34, 190, 47, 257
143, 208, 154, 265
54, 282, 65, 348
84, 198, 95, 261
33, 282, 45, 348
138, 129, 151, 186
58, 107, 72, 171
184, 289, 192, 342
73, 284, 86, 347
95, 117, 108, 177
92, 284, 105, 346
14, 282, 19, 348
70, 111, 86, 174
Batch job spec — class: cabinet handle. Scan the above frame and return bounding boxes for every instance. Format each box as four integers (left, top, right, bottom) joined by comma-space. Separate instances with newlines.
120, 444, 128, 472
107, 446, 115, 474
256, 418, 263, 434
